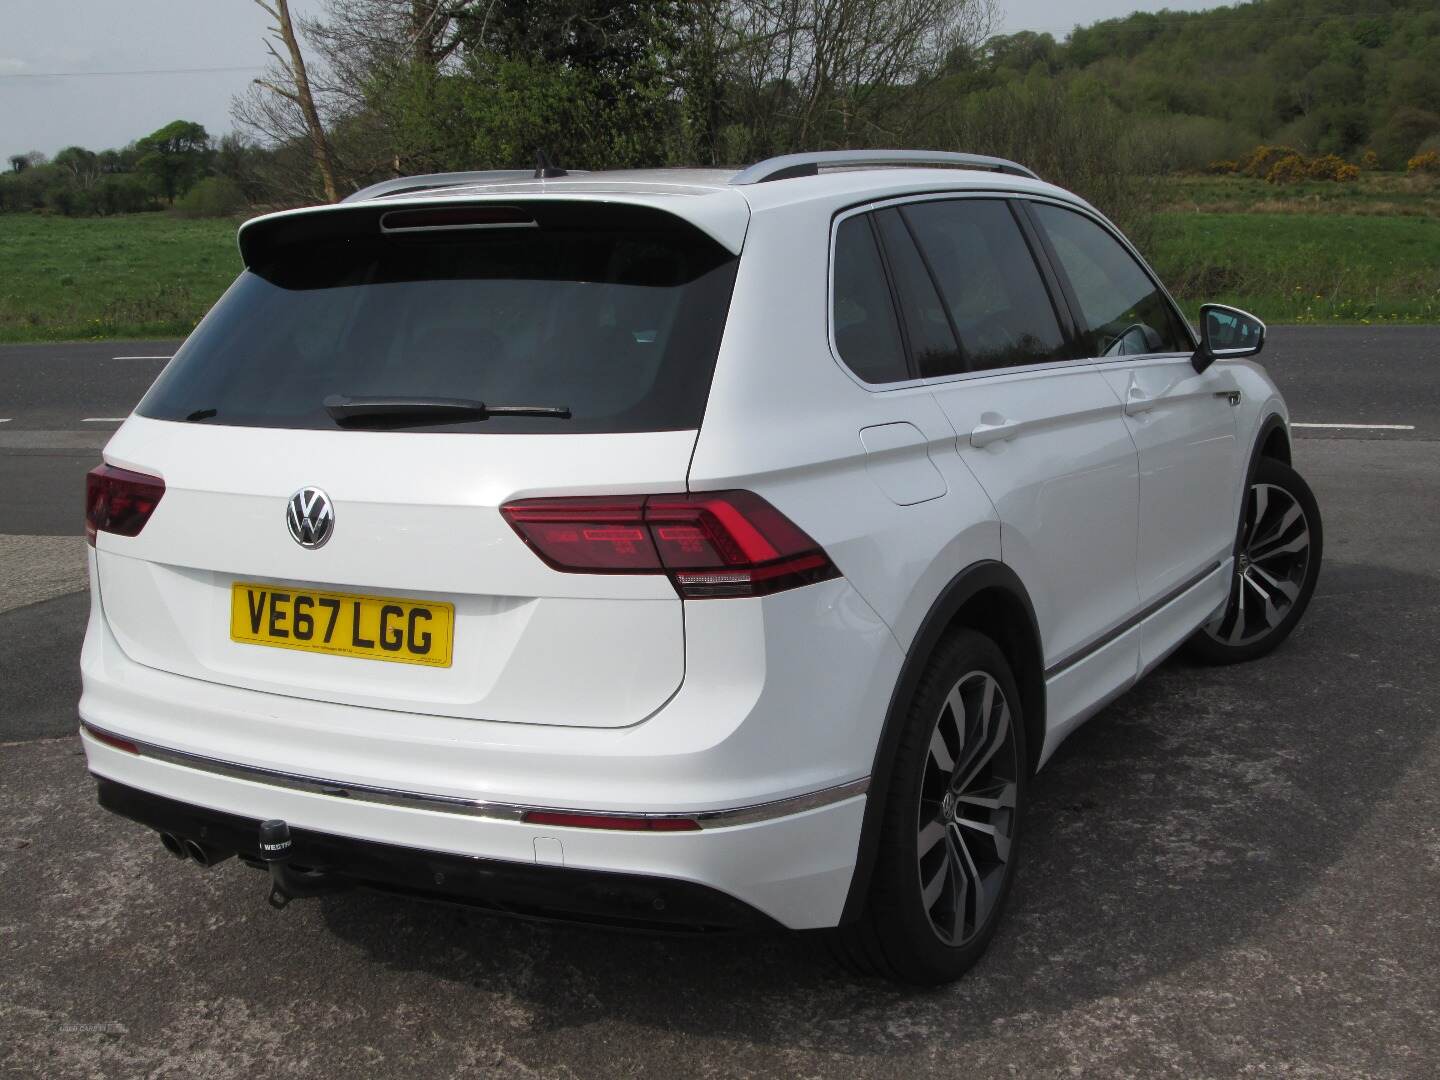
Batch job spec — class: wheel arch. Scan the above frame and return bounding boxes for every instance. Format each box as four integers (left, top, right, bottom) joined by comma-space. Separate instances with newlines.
840, 559, 1045, 924
1252, 411, 1291, 474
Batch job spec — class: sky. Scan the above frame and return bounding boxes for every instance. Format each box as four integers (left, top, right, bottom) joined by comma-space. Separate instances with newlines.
0, 0, 1216, 162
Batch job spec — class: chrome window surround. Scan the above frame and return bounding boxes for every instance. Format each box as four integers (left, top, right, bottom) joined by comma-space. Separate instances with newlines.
80, 723, 869, 831
824, 190, 1199, 395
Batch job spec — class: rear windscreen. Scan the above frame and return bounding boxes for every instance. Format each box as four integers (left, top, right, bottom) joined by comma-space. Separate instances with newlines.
138, 202, 740, 434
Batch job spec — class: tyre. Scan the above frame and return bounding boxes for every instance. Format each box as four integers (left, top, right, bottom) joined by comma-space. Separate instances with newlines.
1184, 456, 1323, 665
829, 629, 1027, 985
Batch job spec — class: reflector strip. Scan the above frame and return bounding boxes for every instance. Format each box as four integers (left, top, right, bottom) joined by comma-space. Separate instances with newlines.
522, 811, 700, 832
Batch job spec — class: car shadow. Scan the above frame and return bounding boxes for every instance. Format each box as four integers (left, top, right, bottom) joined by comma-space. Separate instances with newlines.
313, 558, 1437, 1054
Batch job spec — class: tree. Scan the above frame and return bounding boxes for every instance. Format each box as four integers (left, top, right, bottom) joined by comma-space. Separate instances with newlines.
136, 121, 212, 204
54, 146, 102, 190
8, 151, 47, 173
692, 0, 997, 161
249, 0, 340, 202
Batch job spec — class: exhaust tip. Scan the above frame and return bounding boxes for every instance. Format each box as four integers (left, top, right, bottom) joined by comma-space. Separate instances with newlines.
159, 832, 188, 860
183, 838, 236, 869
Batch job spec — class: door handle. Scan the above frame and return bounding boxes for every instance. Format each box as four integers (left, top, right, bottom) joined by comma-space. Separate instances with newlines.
1124, 387, 1155, 416
970, 415, 1022, 448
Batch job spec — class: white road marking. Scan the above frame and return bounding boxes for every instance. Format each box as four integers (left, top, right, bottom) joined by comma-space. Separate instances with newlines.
81, 417, 127, 423
0, 418, 10, 423
111, 355, 171, 360
1292, 422, 1415, 431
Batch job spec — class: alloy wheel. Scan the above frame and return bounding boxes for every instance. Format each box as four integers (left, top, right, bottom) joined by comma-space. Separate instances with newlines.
916, 670, 1019, 946
1205, 481, 1312, 647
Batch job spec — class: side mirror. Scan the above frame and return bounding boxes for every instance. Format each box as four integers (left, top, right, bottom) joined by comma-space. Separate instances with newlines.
1191, 303, 1265, 373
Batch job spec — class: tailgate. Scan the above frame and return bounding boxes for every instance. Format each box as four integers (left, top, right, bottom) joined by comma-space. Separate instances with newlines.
96, 418, 693, 727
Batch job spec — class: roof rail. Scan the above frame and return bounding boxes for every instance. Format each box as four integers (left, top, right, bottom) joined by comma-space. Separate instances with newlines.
342, 170, 564, 203
730, 150, 1039, 185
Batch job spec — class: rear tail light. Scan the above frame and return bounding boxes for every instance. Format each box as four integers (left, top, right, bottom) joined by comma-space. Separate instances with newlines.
501, 490, 840, 599
86, 464, 165, 545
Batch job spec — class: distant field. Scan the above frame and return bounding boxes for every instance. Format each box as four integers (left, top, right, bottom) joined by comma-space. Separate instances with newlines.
0, 213, 240, 343
2, 178, 1438, 343
1149, 211, 1440, 325
1157, 171, 1440, 218
1145, 171, 1440, 323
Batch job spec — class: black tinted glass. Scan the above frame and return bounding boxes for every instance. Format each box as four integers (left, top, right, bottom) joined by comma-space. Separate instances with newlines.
901, 200, 1069, 372
138, 204, 739, 434
872, 208, 965, 379
1030, 203, 1191, 358
832, 216, 908, 383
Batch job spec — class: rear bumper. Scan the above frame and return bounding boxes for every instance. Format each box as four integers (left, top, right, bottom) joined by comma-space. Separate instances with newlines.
81, 552, 901, 929
82, 727, 868, 929
95, 776, 778, 933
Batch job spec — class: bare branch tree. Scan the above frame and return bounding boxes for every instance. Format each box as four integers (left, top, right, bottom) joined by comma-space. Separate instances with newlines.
248, 0, 340, 202
712, 0, 996, 157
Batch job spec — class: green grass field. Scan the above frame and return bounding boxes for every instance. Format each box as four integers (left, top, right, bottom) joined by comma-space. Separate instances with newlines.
2, 178, 1438, 343
1149, 211, 1440, 325
0, 212, 241, 343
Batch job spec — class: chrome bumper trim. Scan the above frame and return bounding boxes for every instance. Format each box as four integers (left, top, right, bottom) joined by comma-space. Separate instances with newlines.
79, 722, 869, 830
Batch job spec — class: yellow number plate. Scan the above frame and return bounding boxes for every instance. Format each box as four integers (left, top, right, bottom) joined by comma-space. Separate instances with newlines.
230, 583, 453, 667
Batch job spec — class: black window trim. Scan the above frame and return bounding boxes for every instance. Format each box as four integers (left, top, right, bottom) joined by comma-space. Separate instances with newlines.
827, 189, 1188, 393
1012, 194, 1199, 365
860, 211, 922, 382
887, 206, 970, 374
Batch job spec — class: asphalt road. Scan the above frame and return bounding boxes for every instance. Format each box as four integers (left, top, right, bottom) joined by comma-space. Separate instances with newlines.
0, 327, 1434, 537
1, 330, 1438, 1077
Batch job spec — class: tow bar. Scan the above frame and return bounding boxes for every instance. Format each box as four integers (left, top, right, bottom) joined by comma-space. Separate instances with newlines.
258, 819, 349, 909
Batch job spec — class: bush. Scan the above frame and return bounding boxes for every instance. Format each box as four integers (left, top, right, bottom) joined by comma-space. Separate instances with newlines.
173, 176, 246, 218
1205, 160, 1239, 175
1306, 153, 1358, 182
1373, 107, 1440, 170
1264, 154, 1309, 185
1360, 149, 1380, 171
1409, 150, 1440, 175
1240, 145, 1301, 179
43, 186, 79, 216
93, 175, 156, 215
1127, 114, 1256, 173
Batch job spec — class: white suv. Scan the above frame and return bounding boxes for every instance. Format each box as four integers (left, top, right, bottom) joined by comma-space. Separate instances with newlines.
80, 150, 1322, 984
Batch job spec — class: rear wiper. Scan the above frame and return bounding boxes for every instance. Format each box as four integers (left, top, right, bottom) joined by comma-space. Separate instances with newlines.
183, 408, 218, 422
323, 394, 571, 428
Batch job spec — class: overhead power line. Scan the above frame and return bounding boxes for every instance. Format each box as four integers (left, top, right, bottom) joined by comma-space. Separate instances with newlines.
0, 65, 265, 80
1005, 9, 1419, 37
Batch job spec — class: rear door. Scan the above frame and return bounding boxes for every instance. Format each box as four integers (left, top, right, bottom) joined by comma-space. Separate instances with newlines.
870, 196, 1142, 679
1024, 201, 1241, 606
95, 199, 740, 728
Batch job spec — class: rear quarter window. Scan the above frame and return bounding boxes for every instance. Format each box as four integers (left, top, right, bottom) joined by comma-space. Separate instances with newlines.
831, 215, 909, 384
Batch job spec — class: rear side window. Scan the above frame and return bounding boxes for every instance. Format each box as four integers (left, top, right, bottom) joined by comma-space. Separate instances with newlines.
1029, 203, 1191, 358
871, 209, 965, 379
138, 202, 739, 434
831, 216, 908, 383
901, 199, 1070, 372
